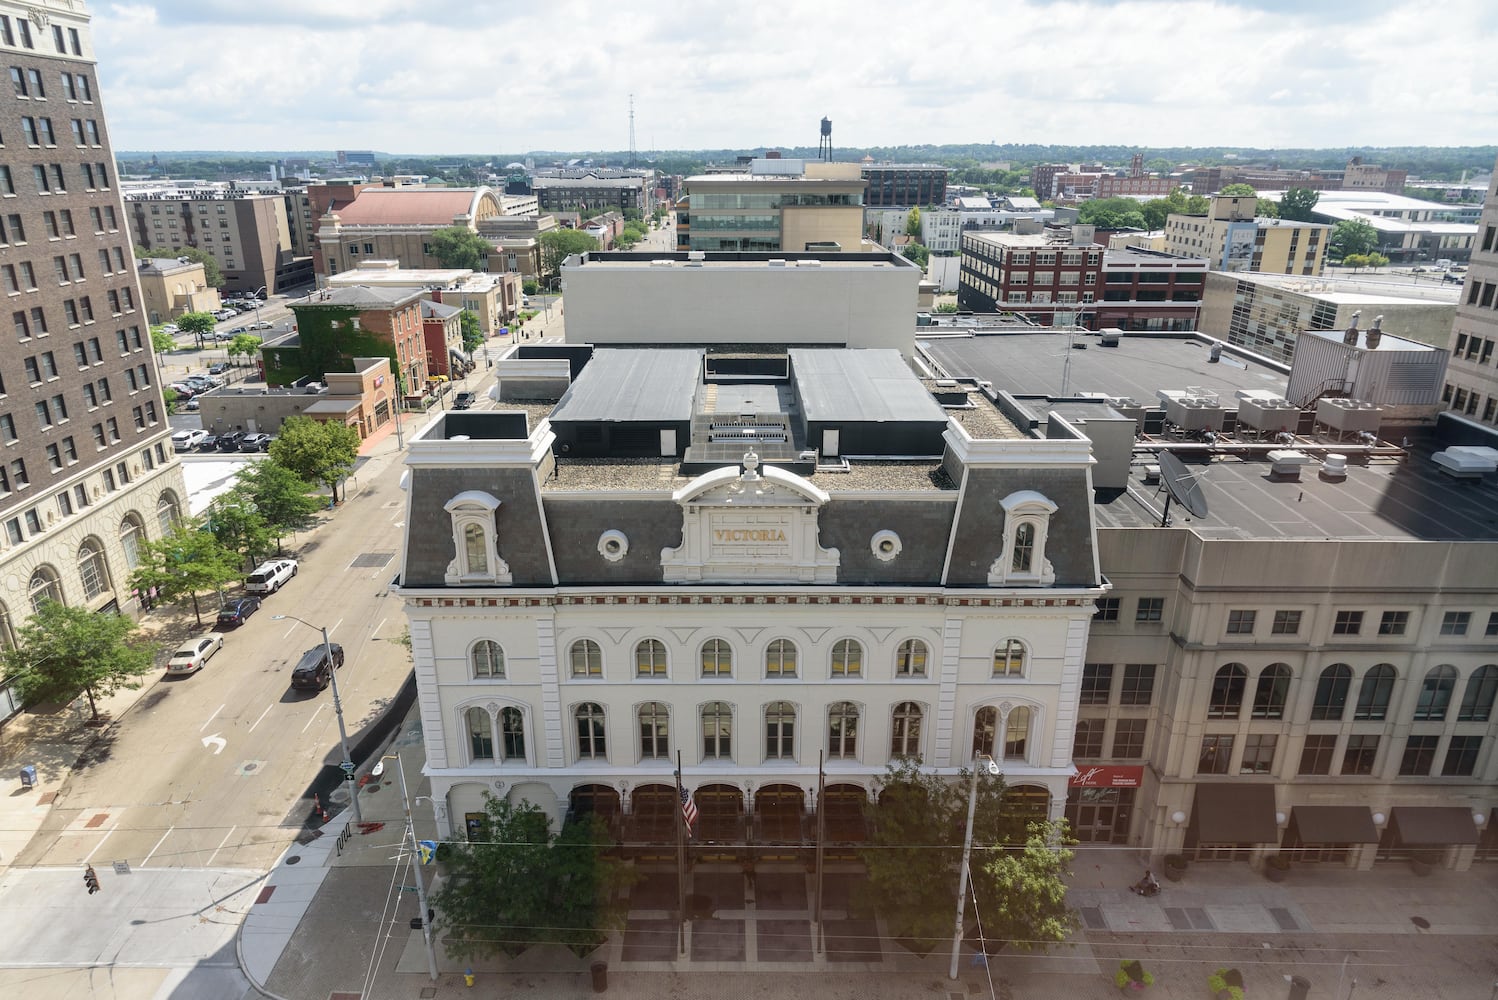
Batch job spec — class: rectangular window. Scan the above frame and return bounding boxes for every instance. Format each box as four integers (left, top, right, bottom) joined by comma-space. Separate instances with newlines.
1271, 610, 1301, 635
1440, 611, 1471, 636
1333, 610, 1363, 635
1299, 734, 1337, 775
1094, 596, 1119, 621
1379, 611, 1409, 636
106, 416, 118, 441
1226, 610, 1256, 634
1197, 734, 1233, 775
1111, 718, 1146, 758
1240, 734, 1277, 774
1342, 735, 1379, 775
1442, 735, 1482, 776
1487, 612, 1498, 637
1135, 597, 1164, 622
1399, 735, 1439, 776
1080, 663, 1113, 705
1072, 718, 1105, 758
1119, 664, 1155, 705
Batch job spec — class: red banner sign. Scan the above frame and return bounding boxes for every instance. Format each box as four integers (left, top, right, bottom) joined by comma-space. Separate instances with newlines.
1069, 765, 1145, 788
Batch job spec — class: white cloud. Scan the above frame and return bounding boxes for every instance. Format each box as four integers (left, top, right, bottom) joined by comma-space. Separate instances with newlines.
91, 0, 1498, 153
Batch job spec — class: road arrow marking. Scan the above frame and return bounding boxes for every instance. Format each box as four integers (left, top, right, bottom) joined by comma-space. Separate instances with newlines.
202, 733, 227, 754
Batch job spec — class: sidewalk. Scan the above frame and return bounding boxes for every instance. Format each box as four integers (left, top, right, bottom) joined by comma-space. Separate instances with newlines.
239, 708, 1498, 1000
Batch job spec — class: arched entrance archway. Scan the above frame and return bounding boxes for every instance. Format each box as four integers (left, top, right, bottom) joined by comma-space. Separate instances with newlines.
753, 784, 806, 860
568, 783, 621, 838
624, 784, 677, 860
822, 783, 870, 859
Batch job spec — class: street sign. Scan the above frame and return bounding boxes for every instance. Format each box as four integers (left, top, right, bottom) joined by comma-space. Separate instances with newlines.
344, 771, 357, 781
340, 760, 355, 774
112, 861, 131, 875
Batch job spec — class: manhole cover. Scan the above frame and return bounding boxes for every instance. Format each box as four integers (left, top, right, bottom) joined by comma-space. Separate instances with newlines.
235, 760, 266, 776
286, 855, 301, 865
350, 552, 395, 569
1411, 915, 1430, 929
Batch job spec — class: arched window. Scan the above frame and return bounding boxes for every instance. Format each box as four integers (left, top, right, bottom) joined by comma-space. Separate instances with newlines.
462, 523, 488, 575
990, 491, 1057, 585
765, 639, 797, 678
972, 706, 997, 757
118, 513, 145, 570
443, 490, 508, 585
1415, 665, 1458, 721
1004, 706, 1031, 760
0, 601, 13, 652
765, 701, 796, 760
1251, 664, 1292, 719
638, 702, 669, 759
570, 639, 602, 678
1459, 665, 1498, 722
1207, 663, 1248, 719
1355, 664, 1397, 721
891, 702, 922, 757
701, 702, 732, 760
467, 707, 494, 761
831, 638, 862, 677
993, 639, 1025, 678
895, 639, 927, 677
635, 639, 667, 677
471, 640, 504, 678
701, 638, 732, 677
155, 491, 181, 536
28, 567, 62, 613
77, 538, 110, 600
1311, 664, 1352, 721
828, 701, 859, 758
1012, 522, 1036, 572
501, 707, 525, 760
575, 703, 607, 759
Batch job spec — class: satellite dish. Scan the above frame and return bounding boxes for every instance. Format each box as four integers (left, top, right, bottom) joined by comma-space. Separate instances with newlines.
1157, 451, 1210, 525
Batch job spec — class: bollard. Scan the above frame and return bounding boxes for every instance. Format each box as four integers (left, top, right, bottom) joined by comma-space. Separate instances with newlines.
590, 960, 607, 993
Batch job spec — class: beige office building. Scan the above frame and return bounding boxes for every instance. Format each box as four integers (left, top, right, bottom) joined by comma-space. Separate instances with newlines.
1164, 196, 1330, 276
680, 160, 867, 253
125, 190, 294, 295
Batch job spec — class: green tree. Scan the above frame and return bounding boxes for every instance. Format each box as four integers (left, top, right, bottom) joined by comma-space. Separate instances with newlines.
906, 207, 922, 237
1076, 197, 1146, 230
234, 459, 323, 553
904, 243, 931, 268
428, 226, 494, 271
538, 229, 598, 279
1219, 183, 1257, 197
207, 490, 274, 571
227, 333, 263, 368
1255, 197, 1280, 219
971, 819, 1078, 952
1184, 194, 1212, 215
1329, 218, 1379, 260
432, 796, 632, 960
178, 310, 217, 350
150, 324, 176, 354
522, 279, 540, 296
267, 416, 360, 503
1366, 252, 1390, 269
458, 310, 484, 352
1141, 199, 1170, 230
127, 520, 241, 626
1, 601, 157, 721
1279, 187, 1320, 222
136, 245, 223, 287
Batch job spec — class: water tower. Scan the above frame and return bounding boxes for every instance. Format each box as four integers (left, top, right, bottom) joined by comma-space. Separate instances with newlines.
819, 118, 832, 161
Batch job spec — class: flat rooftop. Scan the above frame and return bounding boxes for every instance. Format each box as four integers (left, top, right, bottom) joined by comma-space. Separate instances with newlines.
1218, 271, 1461, 305
566, 251, 918, 271
919, 332, 1289, 404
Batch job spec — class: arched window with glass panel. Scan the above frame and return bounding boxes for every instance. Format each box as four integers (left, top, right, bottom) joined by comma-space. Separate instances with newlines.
1012, 522, 1036, 572
28, 567, 62, 613
575, 703, 607, 759
77, 538, 110, 601
895, 639, 927, 678
1004, 706, 1030, 760
1459, 665, 1498, 722
1251, 664, 1292, 719
831, 639, 862, 677
701, 702, 732, 760
570, 639, 602, 678
1414, 665, 1458, 721
467, 707, 494, 761
1354, 664, 1397, 721
828, 701, 859, 758
765, 639, 797, 678
890, 702, 922, 757
1207, 663, 1248, 718
993, 639, 1025, 678
471, 640, 504, 678
972, 706, 997, 757
1310, 664, 1352, 720
118, 513, 145, 570
501, 707, 525, 760
462, 523, 488, 575
701, 639, 732, 677
156, 490, 180, 536
635, 639, 667, 677
639, 702, 669, 759
765, 701, 796, 759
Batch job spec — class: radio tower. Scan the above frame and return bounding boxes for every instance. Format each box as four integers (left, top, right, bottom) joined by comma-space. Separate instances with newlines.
628, 94, 636, 167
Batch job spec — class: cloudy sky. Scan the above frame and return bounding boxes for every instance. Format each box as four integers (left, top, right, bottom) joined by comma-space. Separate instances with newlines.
92, 0, 1495, 154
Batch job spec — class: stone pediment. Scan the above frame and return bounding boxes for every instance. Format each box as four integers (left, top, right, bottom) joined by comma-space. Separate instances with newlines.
662, 452, 840, 584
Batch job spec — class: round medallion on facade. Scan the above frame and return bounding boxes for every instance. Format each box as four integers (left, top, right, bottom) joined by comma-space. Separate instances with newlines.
598, 530, 629, 562
870, 529, 902, 562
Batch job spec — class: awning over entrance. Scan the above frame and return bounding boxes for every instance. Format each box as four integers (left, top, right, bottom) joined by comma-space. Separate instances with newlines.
1194, 783, 1278, 843
1389, 806, 1480, 846
1290, 805, 1379, 844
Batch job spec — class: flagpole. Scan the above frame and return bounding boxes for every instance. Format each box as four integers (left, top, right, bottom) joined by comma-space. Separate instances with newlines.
676, 751, 686, 956
814, 750, 826, 954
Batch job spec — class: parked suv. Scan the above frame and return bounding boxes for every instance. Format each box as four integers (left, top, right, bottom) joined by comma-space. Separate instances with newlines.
453, 391, 476, 410
289, 642, 345, 691
244, 558, 298, 594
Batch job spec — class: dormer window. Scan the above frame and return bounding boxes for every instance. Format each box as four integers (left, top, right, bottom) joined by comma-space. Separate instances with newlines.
444, 490, 511, 585
988, 490, 1057, 586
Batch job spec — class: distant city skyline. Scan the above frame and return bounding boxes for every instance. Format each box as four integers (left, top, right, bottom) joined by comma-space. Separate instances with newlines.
94, 0, 1494, 155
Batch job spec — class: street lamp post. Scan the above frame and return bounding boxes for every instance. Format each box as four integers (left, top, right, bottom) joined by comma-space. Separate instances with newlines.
249, 285, 267, 330
949, 753, 1000, 980
380, 752, 440, 981
272, 614, 361, 824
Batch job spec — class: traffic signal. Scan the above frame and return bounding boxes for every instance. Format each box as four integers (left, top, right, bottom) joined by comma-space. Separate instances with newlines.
83, 865, 99, 895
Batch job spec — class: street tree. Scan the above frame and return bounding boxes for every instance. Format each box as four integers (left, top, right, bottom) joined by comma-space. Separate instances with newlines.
234, 458, 323, 553
970, 819, 1078, 953
458, 310, 484, 352
267, 415, 360, 503
177, 310, 217, 350
1, 600, 157, 721
432, 795, 632, 960
207, 489, 274, 571
538, 229, 598, 279
904, 243, 931, 268
1278, 187, 1320, 222
428, 226, 494, 271
906, 207, 922, 237
1330, 218, 1379, 260
128, 520, 242, 626
227, 333, 263, 368
150, 324, 175, 354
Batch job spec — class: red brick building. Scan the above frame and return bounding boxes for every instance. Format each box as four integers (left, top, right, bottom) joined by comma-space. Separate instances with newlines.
1094, 248, 1208, 331
957, 231, 1104, 324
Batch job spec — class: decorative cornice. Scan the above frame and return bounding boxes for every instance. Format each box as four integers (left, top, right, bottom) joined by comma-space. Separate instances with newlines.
408, 593, 1092, 609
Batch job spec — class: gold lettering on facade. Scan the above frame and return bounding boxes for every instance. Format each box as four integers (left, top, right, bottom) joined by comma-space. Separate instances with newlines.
713, 528, 787, 542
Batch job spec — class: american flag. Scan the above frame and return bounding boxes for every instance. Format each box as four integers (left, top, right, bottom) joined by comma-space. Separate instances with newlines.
680, 787, 698, 837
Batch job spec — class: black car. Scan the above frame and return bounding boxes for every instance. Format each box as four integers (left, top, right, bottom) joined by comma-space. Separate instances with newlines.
198, 433, 220, 451
290, 642, 345, 691
208, 362, 230, 376
216, 596, 262, 627
453, 391, 476, 410
217, 431, 246, 452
